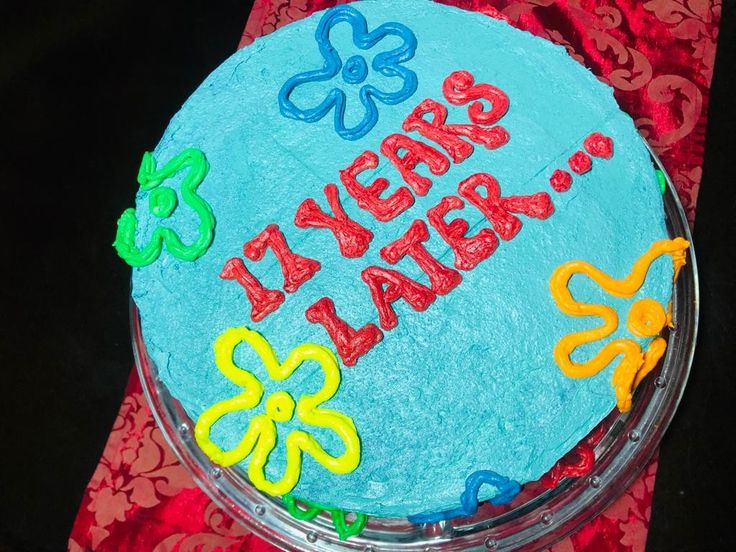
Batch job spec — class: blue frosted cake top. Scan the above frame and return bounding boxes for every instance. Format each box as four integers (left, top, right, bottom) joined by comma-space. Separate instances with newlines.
125, 0, 674, 518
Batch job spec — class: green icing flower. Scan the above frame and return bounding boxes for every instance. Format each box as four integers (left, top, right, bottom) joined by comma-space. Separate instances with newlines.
283, 495, 368, 541
113, 148, 215, 267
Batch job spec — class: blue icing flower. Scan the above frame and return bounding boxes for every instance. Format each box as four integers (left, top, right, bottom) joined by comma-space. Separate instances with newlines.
278, 5, 418, 141
407, 470, 521, 524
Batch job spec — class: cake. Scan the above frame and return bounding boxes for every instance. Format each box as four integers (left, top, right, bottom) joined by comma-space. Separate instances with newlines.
114, 0, 688, 532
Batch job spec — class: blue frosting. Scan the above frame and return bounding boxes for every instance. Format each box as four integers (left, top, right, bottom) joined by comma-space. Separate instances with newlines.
131, 0, 674, 518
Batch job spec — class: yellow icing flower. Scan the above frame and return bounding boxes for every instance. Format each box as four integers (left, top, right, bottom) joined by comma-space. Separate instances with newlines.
194, 327, 361, 496
549, 238, 689, 412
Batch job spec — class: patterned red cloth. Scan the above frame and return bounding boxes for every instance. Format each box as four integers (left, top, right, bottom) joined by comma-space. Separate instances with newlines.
70, 1, 720, 550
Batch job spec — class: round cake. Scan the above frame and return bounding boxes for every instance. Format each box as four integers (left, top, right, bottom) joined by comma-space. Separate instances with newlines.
115, 0, 688, 526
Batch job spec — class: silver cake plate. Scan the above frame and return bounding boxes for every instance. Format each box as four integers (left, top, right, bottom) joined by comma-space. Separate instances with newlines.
131, 145, 698, 551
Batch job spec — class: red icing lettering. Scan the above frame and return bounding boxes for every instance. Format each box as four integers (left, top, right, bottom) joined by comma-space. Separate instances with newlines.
339, 150, 414, 222
294, 183, 373, 258
402, 98, 509, 164
442, 70, 510, 126
220, 258, 284, 322
243, 224, 321, 293
585, 423, 607, 447
568, 151, 592, 175
458, 173, 555, 241
361, 266, 436, 330
583, 132, 614, 159
427, 195, 498, 271
549, 169, 573, 192
305, 297, 383, 367
380, 133, 450, 196
540, 442, 595, 489
381, 219, 462, 295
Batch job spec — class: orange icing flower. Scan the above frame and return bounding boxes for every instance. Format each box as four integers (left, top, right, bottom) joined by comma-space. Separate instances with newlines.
549, 238, 689, 411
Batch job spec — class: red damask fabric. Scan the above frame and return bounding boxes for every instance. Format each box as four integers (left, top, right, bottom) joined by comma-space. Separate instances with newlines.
70, 1, 720, 550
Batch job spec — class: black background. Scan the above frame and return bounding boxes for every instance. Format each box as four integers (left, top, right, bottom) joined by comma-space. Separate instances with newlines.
1, 1, 734, 550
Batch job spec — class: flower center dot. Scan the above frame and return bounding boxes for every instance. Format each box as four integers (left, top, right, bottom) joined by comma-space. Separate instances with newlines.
627, 298, 667, 338
342, 55, 368, 85
265, 390, 296, 423
148, 187, 178, 219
